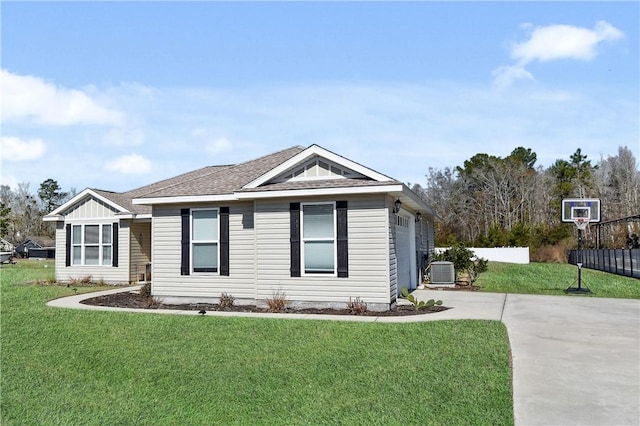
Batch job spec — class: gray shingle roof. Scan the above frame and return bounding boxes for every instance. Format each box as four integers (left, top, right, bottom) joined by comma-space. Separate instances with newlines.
90, 164, 234, 214
136, 145, 306, 198
85, 145, 406, 213
92, 146, 306, 212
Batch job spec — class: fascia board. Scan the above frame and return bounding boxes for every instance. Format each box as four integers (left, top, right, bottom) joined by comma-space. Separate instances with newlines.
45, 188, 129, 217
132, 194, 237, 205
234, 184, 405, 199
114, 213, 152, 220
243, 145, 392, 189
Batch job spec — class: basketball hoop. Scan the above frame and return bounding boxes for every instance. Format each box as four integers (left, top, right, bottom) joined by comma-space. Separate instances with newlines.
574, 218, 589, 231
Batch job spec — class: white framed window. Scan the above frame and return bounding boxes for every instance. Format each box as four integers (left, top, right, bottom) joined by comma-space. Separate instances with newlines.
71, 223, 112, 266
191, 208, 219, 273
301, 202, 336, 275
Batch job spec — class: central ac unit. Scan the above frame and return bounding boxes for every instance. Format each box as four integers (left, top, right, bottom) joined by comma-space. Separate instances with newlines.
430, 261, 455, 285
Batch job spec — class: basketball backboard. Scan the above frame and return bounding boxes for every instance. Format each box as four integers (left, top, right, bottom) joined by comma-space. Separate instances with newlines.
561, 198, 601, 223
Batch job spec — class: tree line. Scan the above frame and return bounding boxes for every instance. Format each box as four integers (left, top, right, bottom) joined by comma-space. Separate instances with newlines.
1, 179, 74, 244
413, 146, 640, 252
1, 146, 638, 254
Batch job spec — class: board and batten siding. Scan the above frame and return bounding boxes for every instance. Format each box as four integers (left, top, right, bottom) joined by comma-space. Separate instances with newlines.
151, 203, 256, 302
62, 196, 119, 220
255, 195, 391, 305
54, 219, 131, 284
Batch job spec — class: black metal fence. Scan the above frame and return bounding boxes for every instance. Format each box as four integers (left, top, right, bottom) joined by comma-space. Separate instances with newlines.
569, 249, 640, 279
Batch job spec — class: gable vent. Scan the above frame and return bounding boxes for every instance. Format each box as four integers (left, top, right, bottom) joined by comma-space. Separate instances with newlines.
430, 261, 455, 285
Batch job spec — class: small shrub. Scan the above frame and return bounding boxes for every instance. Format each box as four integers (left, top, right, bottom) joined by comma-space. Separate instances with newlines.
346, 297, 368, 315
266, 289, 288, 313
400, 288, 443, 311
139, 282, 152, 298
143, 297, 162, 309
219, 292, 235, 308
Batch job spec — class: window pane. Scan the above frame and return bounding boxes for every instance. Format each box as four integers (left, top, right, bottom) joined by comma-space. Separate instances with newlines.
72, 225, 82, 244
304, 241, 334, 273
85, 225, 100, 244
193, 243, 218, 271
85, 246, 99, 265
72, 247, 82, 265
102, 245, 112, 265
303, 204, 334, 239
192, 210, 218, 241
102, 224, 112, 244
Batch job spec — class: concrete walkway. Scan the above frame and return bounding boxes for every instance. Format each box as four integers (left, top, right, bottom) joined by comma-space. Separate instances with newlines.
48, 288, 640, 425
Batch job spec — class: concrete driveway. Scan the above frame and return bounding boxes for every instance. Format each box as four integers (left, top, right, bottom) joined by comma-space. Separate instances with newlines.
412, 290, 640, 426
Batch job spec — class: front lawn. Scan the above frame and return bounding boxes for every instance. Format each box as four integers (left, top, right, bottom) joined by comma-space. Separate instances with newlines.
1, 260, 513, 425
476, 262, 640, 299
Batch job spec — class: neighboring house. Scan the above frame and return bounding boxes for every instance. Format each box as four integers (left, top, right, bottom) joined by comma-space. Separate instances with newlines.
15, 237, 55, 258
15, 239, 43, 256
45, 145, 437, 310
1, 238, 14, 253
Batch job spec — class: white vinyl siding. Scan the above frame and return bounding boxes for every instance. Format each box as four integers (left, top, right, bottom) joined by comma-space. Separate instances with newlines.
151, 203, 256, 301
129, 221, 151, 283
256, 195, 391, 305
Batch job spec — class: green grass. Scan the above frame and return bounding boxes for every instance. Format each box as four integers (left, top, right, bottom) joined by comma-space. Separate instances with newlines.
1, 260, 513, 425
477, 262, 640, 299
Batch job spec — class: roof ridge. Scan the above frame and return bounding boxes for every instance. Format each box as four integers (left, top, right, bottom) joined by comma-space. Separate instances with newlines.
231, 145, 306, 168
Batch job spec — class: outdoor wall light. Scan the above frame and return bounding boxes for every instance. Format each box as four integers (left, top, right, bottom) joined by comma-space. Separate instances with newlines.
415, 212, 422, 222
393, 199, 402, 214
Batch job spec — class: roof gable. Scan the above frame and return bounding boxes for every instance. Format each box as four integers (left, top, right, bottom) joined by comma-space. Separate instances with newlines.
45, 188, 130, 219
243, 145, 392, 189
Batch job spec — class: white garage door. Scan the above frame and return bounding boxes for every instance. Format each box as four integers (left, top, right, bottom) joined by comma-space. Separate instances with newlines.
396, 214, 413, 297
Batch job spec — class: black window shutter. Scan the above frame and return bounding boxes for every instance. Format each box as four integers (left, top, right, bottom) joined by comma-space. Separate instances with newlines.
112, 223, 119, 267
180, 209, 190, 275
220, 207, 229, 276
336, 201, 348, 278
290, 203, 301, 277
65, 224, 71, 267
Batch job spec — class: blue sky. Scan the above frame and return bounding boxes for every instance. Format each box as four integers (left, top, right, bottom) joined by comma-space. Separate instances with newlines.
1, 1, 638, 193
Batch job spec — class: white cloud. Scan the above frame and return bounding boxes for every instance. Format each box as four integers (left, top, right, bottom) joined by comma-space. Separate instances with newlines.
512, 21, 623, 63
493, 21, 624, 88
491, 65, 535, 90
0, 136, 46, 161
104, 153, 151, 175
0, 69, 123, 126
205, 137, 232, 155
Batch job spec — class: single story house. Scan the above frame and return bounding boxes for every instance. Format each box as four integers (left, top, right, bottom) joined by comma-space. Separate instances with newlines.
15, 239, 43, 256
45, 145, 436, 310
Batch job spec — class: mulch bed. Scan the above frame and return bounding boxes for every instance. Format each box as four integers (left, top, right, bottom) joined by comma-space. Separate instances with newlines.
80, 290, 452, 317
